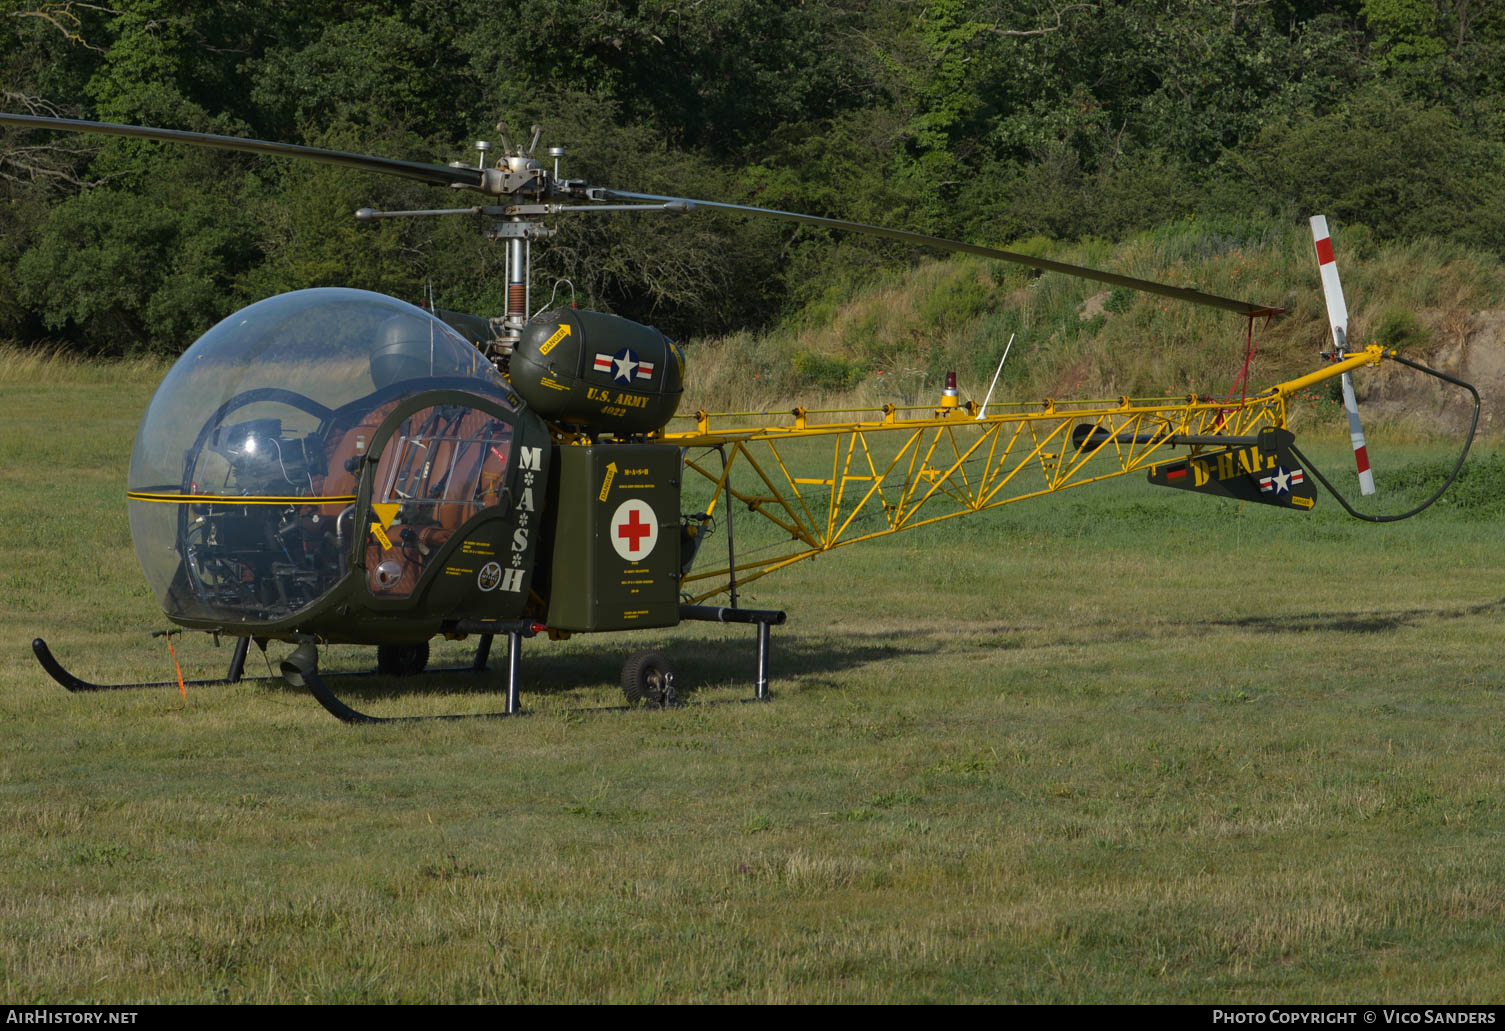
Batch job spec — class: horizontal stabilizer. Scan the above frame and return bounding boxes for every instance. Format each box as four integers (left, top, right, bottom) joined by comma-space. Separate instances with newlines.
1147, 428, 1317, 511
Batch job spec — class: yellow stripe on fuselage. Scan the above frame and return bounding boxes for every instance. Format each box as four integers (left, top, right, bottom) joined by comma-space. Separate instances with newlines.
127, 492, 358, 505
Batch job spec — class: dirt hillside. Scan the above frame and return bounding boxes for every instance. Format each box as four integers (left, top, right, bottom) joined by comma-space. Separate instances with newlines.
1359, 310, 1505, 435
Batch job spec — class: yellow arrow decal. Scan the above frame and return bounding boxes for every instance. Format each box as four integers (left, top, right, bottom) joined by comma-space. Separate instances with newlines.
598, 461, 618, 502
371, 502, 400, 528
370, 522, 393, 549
539, 323, 571, 356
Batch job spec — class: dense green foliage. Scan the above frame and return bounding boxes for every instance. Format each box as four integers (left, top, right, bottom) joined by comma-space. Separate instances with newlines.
3, 0, 1504, 353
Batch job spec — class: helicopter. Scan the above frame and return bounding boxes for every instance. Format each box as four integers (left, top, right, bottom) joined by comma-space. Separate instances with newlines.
0, 111, 1481, 723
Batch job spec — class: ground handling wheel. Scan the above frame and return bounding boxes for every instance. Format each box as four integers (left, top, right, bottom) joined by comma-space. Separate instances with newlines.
376, 641, 429, 677
621, 650, 676, 707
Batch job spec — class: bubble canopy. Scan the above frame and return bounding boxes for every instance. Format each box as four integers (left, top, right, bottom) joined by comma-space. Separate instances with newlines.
127, 288, 514, 624
128, 288, 504, 494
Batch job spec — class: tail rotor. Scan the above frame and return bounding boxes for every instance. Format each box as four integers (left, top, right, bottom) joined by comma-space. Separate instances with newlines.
1310, 216, 1377, 496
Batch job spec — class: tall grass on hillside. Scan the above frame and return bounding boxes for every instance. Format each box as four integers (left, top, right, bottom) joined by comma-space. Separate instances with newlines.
0, 344, 168, 386
679, 221, 1505, 423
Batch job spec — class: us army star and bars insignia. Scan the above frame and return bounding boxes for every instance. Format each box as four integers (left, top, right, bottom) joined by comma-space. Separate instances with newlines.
1146, 427, 1318, 511
592, 347, 655, 385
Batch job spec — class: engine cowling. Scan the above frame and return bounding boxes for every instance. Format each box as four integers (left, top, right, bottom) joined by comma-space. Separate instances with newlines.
509, 308, 684, 434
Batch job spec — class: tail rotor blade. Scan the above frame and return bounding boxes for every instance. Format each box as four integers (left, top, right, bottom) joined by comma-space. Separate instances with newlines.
1311, 216, 1377, 496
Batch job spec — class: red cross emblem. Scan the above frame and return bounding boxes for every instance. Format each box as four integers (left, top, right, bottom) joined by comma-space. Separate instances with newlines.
609, 499, 658, 561
618, 507, 651, 550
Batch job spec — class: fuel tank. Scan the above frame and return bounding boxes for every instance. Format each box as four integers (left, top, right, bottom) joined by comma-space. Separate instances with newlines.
509, 308, 684, 434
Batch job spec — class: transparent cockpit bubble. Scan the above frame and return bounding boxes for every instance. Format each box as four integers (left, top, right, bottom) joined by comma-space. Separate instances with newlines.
128, 289, 503, 494
127, 288, 510, 622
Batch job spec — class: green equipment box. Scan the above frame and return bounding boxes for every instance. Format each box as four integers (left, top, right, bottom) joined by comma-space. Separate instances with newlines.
545, 444, 682, 632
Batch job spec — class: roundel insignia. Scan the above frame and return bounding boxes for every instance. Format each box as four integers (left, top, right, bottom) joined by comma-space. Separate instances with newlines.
610, 499, 659, 562
477, 561, 503, 591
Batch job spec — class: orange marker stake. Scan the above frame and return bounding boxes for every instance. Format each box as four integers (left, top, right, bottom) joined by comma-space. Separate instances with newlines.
165, 634, 187, 702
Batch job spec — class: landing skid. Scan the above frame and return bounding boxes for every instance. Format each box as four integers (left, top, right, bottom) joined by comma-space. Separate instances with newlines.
33, 634, 494, 693
293, 621, 539, 723
33, 636, 255, 693
37, 606, 785, 722
291, 607, 786, 723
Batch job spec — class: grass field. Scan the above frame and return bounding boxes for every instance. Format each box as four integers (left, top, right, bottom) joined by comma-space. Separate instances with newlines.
3, 364, 1503, 1003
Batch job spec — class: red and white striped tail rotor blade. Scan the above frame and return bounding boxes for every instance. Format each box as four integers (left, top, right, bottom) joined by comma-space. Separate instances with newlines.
1311, 215, 1350, 336
1337, 370, 1376, 494
1310, 216, 1377, 496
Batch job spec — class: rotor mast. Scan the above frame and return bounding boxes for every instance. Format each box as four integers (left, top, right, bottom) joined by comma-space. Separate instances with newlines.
466, 122, 550, 357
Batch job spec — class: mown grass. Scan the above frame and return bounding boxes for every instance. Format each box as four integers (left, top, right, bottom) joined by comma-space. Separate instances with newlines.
3, 358, 1504, 1002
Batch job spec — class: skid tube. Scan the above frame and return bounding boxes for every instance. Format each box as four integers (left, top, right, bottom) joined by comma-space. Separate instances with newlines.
33, 633, 495, 693
290, 621, 541, 724
292, 606, 787, 724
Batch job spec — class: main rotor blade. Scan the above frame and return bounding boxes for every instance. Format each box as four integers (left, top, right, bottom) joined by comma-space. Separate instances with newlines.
0, 112, 484, 192
602, 188, 1284, 317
